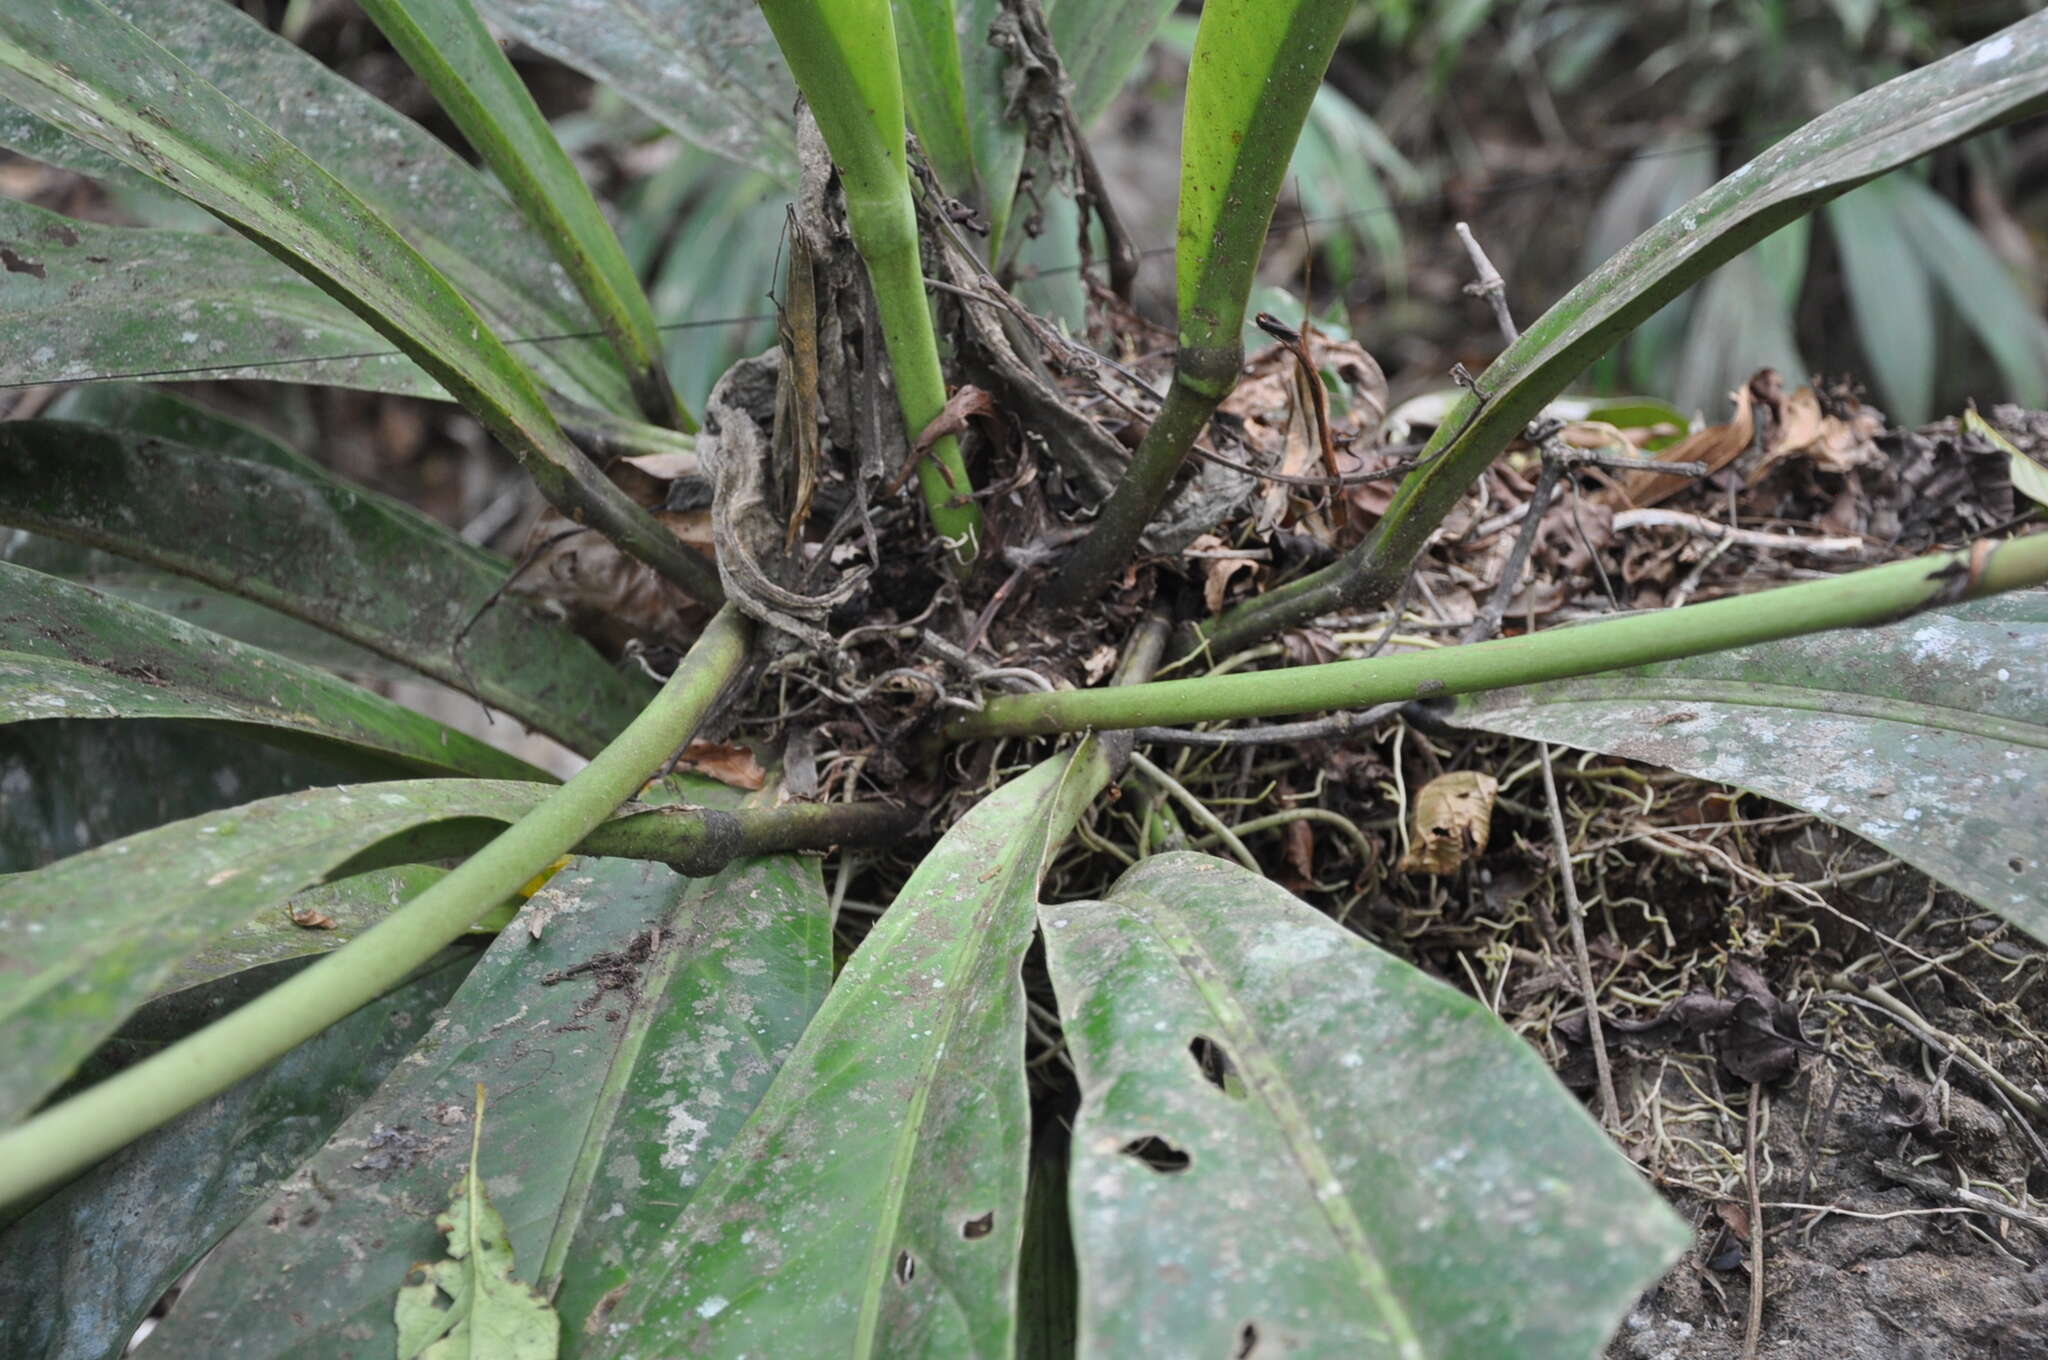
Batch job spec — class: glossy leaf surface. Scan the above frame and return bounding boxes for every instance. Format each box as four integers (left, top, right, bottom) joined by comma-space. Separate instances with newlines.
147, 838, 831, 1359
0, 562, 541, 780
0, 0, 721, 607
0, 408, 654, 755
591, 747, 1108, 1358
0, 0, 626, 408
0, 953, 472, 1360
0, 778, 583, 1125
1446, 594, 2048, 936
0, 196, 440, 397
1044, 853, 1688, 1358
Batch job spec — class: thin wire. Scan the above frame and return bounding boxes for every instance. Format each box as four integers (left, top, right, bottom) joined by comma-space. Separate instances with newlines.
0, 132, 1764, 393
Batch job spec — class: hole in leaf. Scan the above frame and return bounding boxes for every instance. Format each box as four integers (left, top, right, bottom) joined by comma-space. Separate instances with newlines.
1189, 1035, 1245, 1099
1236, 1321, 1260, 1358
961, 1211, 994, 1240
895, 1250, 916, 1283
1119, 1135, 1191, 1174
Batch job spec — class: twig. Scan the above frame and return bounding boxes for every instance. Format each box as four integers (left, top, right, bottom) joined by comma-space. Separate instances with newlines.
1543, 740, 1618, 1126
1874, 1159, 2048, 1242
1131, 701, 1404, 748
1744, 1086, 1767, 1359
1613, 507, 1869, 556
1462, 452, 1564, 645
1456, 221, 1520, 344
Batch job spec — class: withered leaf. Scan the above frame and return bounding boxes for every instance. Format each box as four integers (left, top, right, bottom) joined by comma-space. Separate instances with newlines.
1397, 770, 1499, 875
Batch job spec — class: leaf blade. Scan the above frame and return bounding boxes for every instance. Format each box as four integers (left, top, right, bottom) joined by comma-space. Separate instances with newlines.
0, 405, 655, 756
1445, 594, 2048, 934
144, 837, 829, 1360
0, 0, 628, 410
592, 746, 1109, 1358
1044, 852, 1688, 1357
358, 0, 687, 430
0, 561, 543, 780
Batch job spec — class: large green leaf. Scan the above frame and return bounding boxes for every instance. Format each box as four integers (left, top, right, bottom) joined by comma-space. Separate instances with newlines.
1210, 14, 2048, 648
0, 0, 721, 606
358, 0, 685, 429
1444, 594, 2048, 937
0, 562, 542, 780
591, 746, 1109, 1358
1044, 853, 1688, 1357
478, 0, 799, 178
0, 774, 836, 1127
159, 865, 452, 999
0, 196, 440, 397
0, 0, 626, 410
0, 951, 473, 1360
144, 838, 831, 1359
0, 406, 655, 755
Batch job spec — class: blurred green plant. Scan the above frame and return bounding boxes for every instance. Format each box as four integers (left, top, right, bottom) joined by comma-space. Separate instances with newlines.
1379, 0, 2048, 420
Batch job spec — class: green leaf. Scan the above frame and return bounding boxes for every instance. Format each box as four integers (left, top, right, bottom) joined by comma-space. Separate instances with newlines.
0, 951, 471, 1360
891, 0, 978, 205
0, 0, 628, 411
1828, 177, 1937, 424
394, 1087, 561, 1360
1049, 0, 1180, 129
592, 745, 1110, 1358
1889, 173, 2048, 408
0, 779, 529, 1126
0, 196, 441, 397
158, 865, 452, 999
1174, 0, 1351, 371
0, 0, 722, 606
1043, 852, 1688, 1357
358, 0, 688, 430
1444, 594, 2048, 936
1968, 408, 2048, 510
476, 0, 799, 178
0, 561, 543, 780
143, 839, 829, 1359
0, 406, 655, 756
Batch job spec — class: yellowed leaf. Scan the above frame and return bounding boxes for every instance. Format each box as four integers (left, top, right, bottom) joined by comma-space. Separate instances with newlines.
1397, 771, 1500, 875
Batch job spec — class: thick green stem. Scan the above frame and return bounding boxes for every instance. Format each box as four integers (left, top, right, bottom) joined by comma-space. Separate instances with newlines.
1044, 371, 1230, 608
946, 533, 2048, 742
1044, 0, 1350, 605
0, 607, 753, 1208
857, 203, 982, 561
757, 0, 981, 563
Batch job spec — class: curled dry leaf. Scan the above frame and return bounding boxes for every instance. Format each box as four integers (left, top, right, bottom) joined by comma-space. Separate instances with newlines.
672, 740, 768, 791
1220, 329, 1390, 535
1397, 770, 1499, 875
1188, 532, 1261, 614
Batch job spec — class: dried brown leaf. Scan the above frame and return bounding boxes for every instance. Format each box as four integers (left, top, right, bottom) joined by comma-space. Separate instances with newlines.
673, 741, 768, 791
1397, 770, 1499, 875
